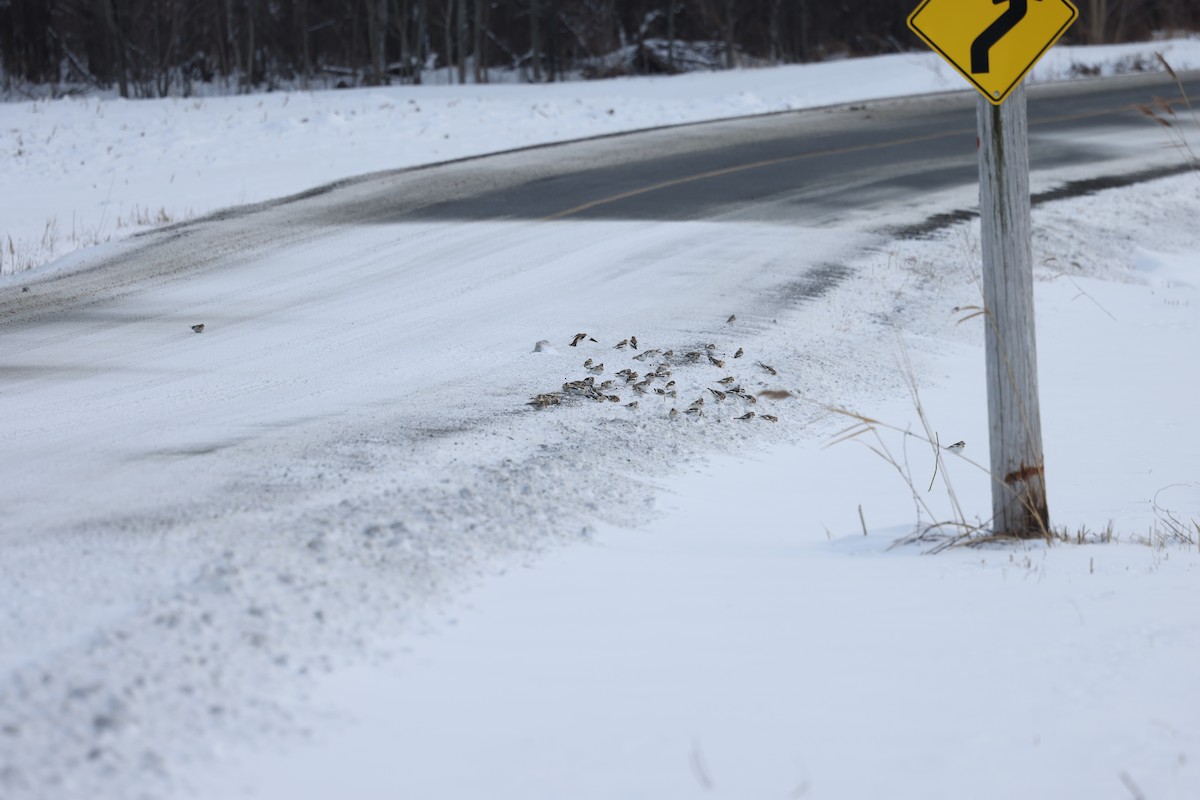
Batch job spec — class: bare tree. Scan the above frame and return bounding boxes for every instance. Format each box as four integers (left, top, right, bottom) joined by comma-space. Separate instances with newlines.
529, 0, 541, 81
98, 0, 130, 95
366, 0, 388, 83
473, 0, 485, 82
456, 0, 467, 82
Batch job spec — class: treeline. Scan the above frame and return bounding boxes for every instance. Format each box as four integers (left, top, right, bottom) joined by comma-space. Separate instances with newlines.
1, 0, 1197, 97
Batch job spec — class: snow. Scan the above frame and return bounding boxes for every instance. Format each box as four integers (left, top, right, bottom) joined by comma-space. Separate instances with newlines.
1, 38, 1199, 800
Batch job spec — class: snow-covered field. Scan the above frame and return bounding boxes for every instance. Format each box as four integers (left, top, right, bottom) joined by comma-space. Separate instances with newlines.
1, 38, 1199, 800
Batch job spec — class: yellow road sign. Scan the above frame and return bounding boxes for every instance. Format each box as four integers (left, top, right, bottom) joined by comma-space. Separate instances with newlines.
908, 0, 1078, 105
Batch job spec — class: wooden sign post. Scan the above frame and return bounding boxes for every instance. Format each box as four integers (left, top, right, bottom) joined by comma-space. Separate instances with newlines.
976, 85, 1048, 536
907, 0, 1077, 536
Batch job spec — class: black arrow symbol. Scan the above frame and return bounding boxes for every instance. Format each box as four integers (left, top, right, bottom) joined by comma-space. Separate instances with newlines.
971, 0, 1028, 74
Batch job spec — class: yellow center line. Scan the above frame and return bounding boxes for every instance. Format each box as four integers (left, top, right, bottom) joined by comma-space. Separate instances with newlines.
541, 99, 1152, 222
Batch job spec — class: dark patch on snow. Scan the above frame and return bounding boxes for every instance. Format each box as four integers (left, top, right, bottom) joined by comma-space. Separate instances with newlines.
149, 441, 239, 458
776, 262, 853, 306
890, 209, 981, 240
890, 163, 1195, 240
1029, 163, 1194, 205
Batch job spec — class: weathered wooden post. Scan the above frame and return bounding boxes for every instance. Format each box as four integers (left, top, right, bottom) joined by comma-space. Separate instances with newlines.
907, 0, 1077, 536
976, 84, 1048, 536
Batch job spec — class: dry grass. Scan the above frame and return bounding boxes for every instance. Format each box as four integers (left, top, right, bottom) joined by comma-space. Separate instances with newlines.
1144, 483, 1200, 549
824, 342, 1197, 554
824, 348, 991, 554
1, 204, 188, 276
115, 204, 177, 229
1135, 53, 1200, 171
828, 383, 1195, 553
825, 392, 1195, 554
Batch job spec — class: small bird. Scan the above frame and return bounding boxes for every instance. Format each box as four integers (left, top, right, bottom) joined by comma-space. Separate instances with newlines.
705, 343, 716, 350
570, 333, 588, 347
528, 393, 561, 408
583, 358, 594, 368
599, 380, 615, 390
708, 355, 725, 368
191, 324, 205, 333
606, 395, 621, 403
629, 335, 639, 350
669, 408, 679, 418
734, 347, 744, 359
626, 401, 639, 409
947, 440, 966, 453
614, 339, 629, 349
717, 376, 735, 385
685, 406, 703, 416
689, 397, 705, 409
727, 314, 736, 324
760, 414, 779, 423
633, 349, 661, 362
736, 412, 755, 421
587, 362, 605, 375
708, 388, 726, 402
758, 362, 778, 375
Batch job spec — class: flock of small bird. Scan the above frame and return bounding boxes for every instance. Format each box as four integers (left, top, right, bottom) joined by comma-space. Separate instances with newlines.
528, 316, 786, 423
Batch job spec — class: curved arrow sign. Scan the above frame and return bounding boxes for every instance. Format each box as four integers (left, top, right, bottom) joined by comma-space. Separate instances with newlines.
908, 0, 1078, 105
971, 0, 1028, 74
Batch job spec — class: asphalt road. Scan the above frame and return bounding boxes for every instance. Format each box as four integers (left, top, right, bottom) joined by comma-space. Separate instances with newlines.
7, 70, 1193, 327
316, 69, 1200, 231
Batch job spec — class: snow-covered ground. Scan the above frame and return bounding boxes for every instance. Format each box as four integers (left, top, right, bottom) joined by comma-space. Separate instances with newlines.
1, 38, 1198, 800
201, 168, 1200, 800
